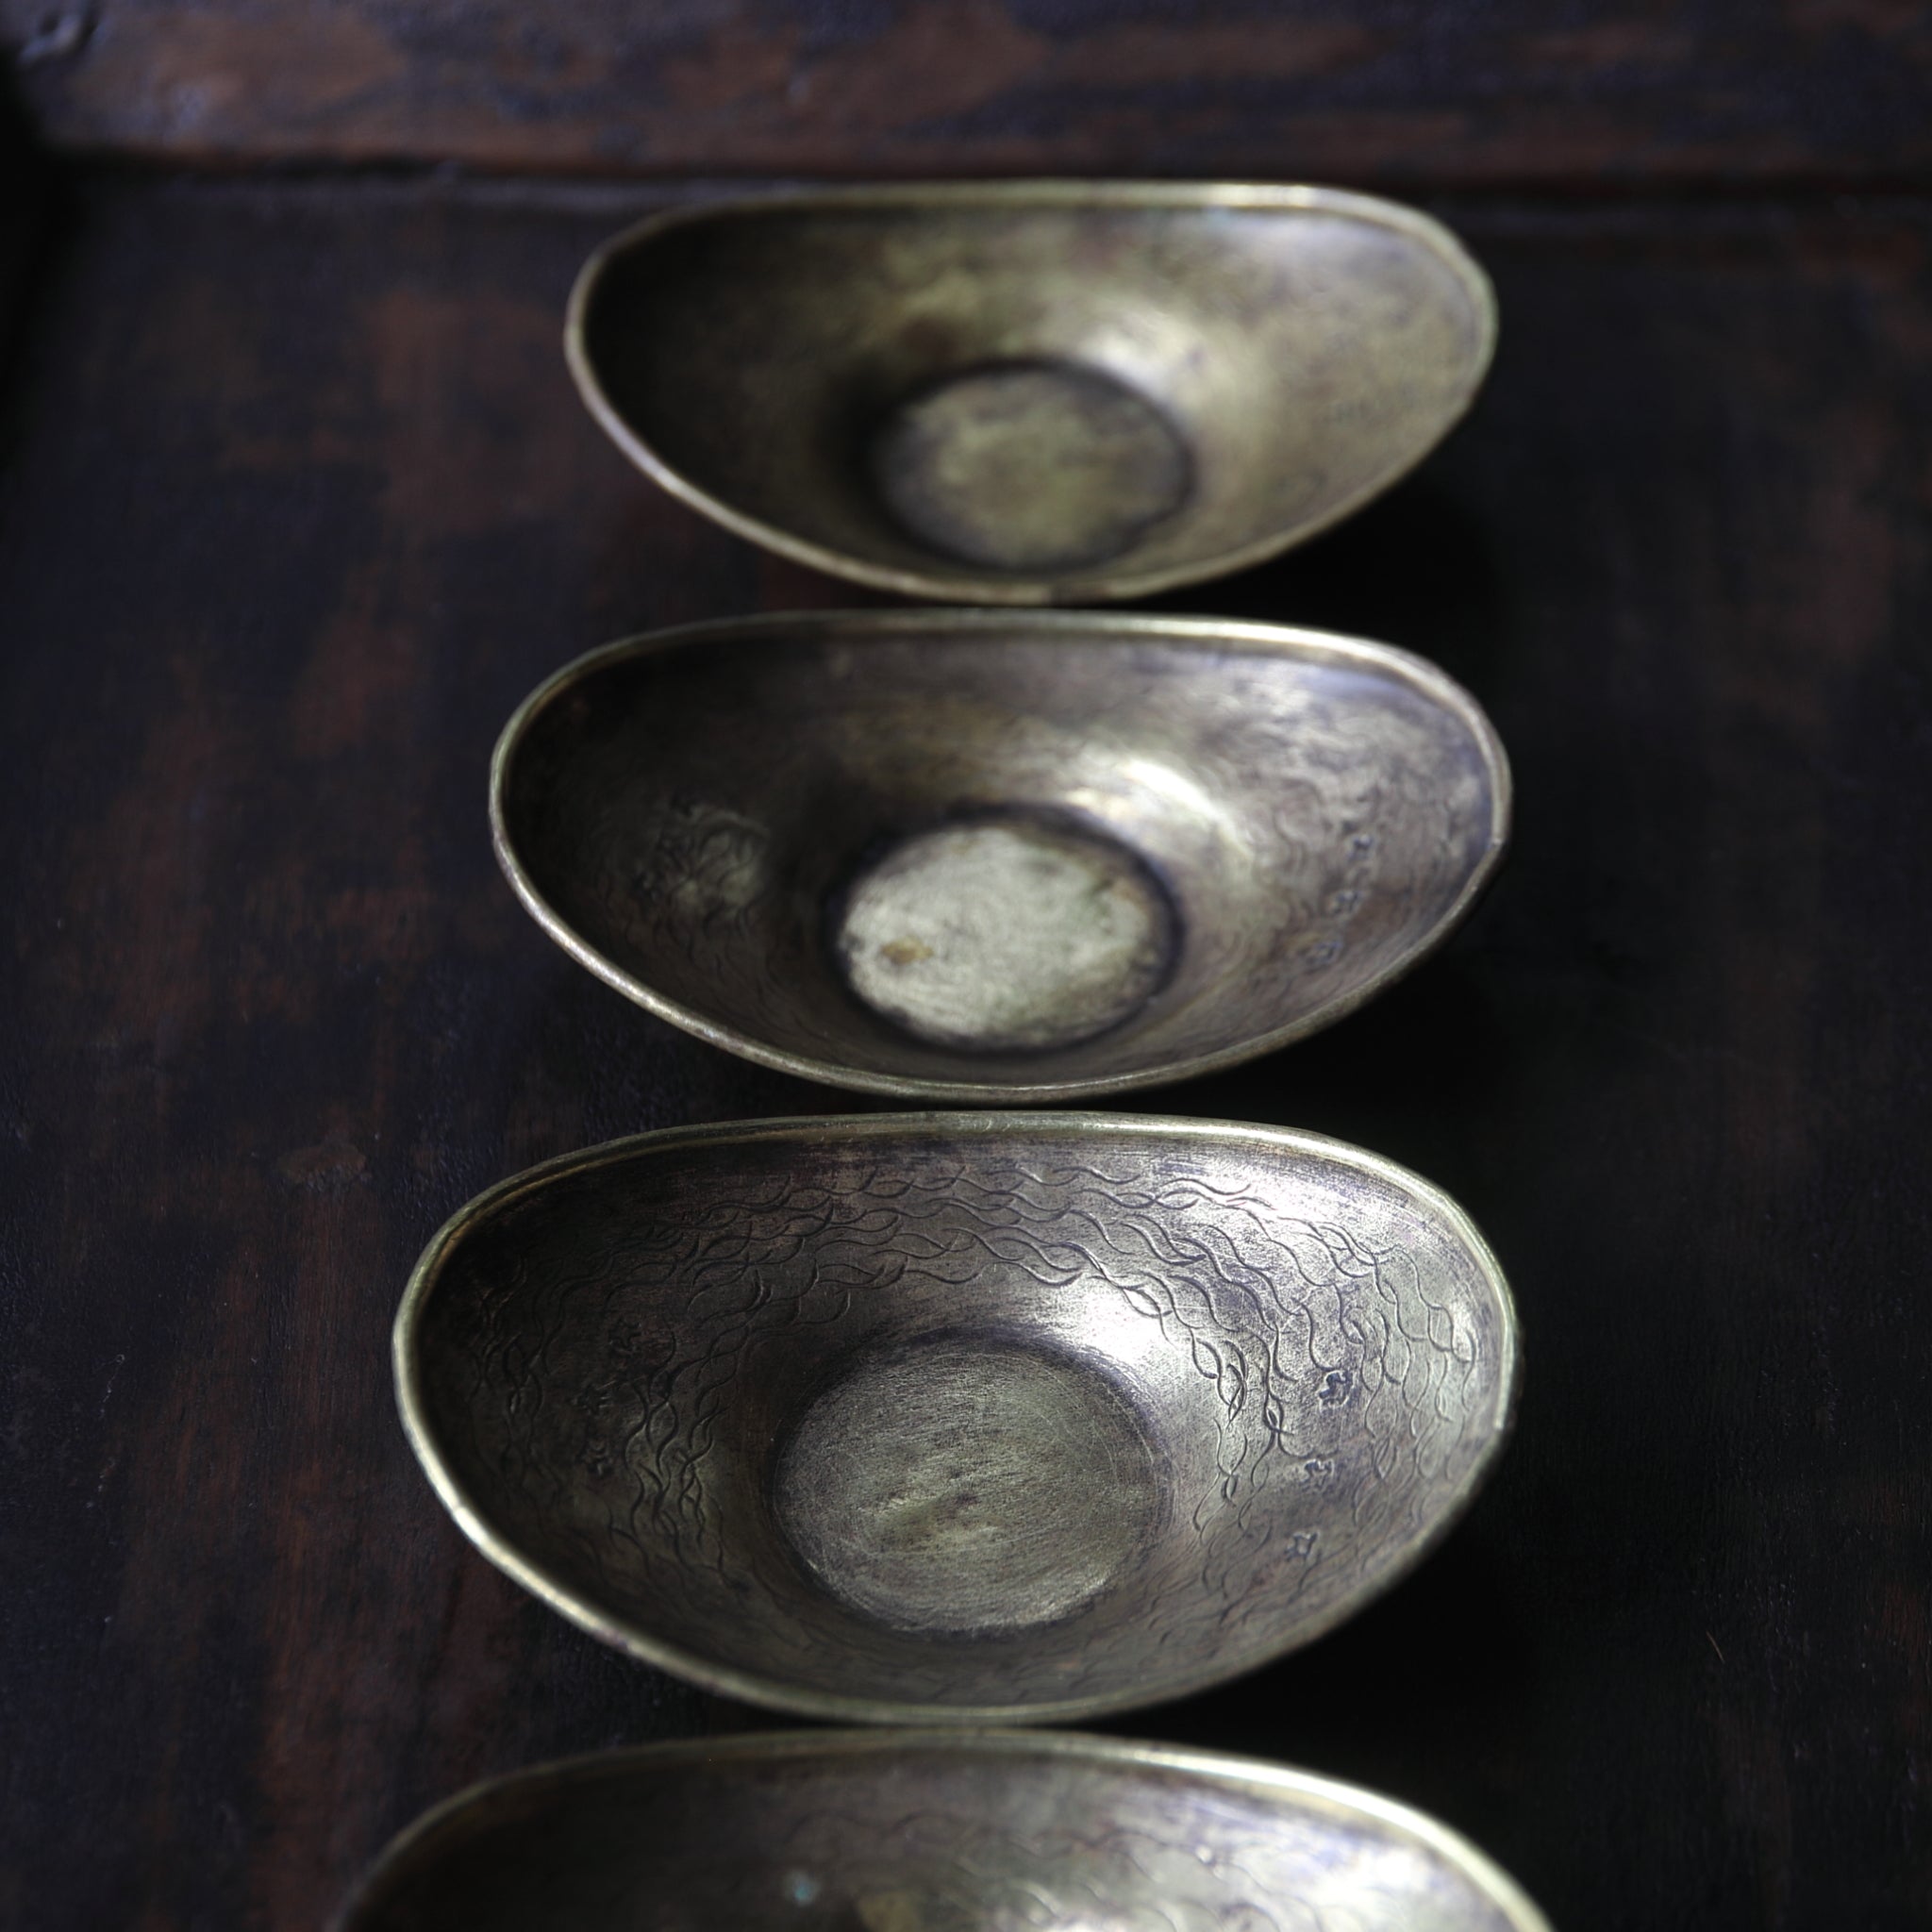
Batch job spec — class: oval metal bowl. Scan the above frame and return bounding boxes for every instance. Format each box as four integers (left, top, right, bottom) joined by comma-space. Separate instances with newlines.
338, 1732, 1550, 1932
493, 610, 1508, 1104
567, 183, 1495, 604
396, 1114, 1519, 1724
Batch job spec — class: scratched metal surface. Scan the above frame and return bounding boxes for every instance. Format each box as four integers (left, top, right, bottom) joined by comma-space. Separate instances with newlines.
1, 172, 1930, 1927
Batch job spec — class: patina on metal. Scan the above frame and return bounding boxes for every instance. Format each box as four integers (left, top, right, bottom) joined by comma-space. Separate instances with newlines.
336, 1730, 1552, 1932
566, 182, 1496, 604
491, 609, 1510, 1104
395, 1114, 1520, 1725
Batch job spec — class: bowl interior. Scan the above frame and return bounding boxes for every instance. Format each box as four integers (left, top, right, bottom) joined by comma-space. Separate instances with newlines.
404, 1119, 1517, 1720
342, 1735, 1546, 1932
495, 617, 1506, 1099
574, 192, 1493, 599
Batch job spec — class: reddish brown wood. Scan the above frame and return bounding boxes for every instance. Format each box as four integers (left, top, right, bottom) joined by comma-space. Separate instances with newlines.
1, 173, 1930, 1928
3, 0, 1930, 187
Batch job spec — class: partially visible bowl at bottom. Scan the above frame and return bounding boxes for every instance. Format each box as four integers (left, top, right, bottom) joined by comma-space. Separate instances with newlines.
336, 1730, 1551, 1932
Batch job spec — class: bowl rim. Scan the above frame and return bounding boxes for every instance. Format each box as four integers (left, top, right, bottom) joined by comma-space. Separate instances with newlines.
394, 1111, 1523, 1728
334, 1726, 1553, 1932
563, 178, 1499, 606
489, 607, 1514, 1104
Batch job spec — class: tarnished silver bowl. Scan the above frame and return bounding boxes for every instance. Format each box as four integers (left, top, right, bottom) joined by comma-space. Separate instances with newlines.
567, 182, 1495, 604
396, 1114, 1520, 1724
492, 610, 1509, 1104
337, 1731, 1551, 1932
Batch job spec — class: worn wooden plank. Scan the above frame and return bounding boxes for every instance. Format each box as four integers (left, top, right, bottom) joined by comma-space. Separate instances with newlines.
3, 0, 1930, 187
0, 175, 1928, 1928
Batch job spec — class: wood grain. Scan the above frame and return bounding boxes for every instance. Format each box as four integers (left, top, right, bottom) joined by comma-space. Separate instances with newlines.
2, 0, 1930, 186
0, 175, 1928, 1927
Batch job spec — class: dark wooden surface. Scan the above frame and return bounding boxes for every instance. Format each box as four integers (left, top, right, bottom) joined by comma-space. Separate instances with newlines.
2, 164, 1931, 1928
4, 0, 1932, 188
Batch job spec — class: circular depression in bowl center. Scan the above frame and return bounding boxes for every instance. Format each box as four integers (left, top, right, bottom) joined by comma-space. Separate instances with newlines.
866, 359, 1192, 573
833, 814, 1176, 1055
774, 1337, 1161, 1636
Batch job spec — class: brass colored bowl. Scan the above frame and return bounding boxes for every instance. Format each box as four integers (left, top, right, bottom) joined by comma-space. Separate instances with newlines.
567, 183, 1494, 604
337, 1731, 1551, 1932
493, 610, 1509, 1104
396, 1114, 1520, 1724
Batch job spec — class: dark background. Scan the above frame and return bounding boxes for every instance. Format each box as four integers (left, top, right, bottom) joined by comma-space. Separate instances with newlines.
1, 6, 1929, 1927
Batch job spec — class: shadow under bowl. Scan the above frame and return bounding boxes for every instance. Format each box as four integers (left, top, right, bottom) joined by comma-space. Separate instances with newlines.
567, 182, 1496, 604
395, 1114, 1520, 1724
337, 1731, 1551, 1932
491, 610, 1509, 1104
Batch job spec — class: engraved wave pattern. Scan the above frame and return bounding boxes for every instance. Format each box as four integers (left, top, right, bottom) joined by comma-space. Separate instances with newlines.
436, 1141, 1500, 1702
